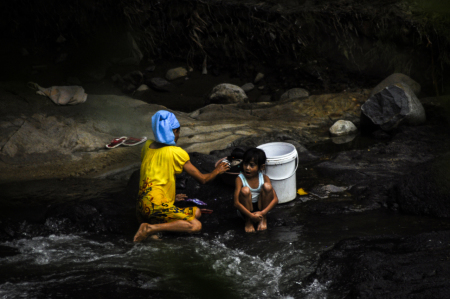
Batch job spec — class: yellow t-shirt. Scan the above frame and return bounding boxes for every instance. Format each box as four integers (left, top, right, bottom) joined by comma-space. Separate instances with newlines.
139, 140, 190, 206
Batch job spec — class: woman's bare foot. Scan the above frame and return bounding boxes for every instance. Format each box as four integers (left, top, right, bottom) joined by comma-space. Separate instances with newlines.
257, 216, 267, 231
133, 223, 155, 242
245, 220, 256, 233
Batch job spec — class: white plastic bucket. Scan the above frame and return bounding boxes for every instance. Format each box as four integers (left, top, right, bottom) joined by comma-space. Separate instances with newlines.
257, 142, 298, 203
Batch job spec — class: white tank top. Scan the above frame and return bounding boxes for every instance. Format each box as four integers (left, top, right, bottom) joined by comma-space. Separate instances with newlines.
238, 172, 264, 203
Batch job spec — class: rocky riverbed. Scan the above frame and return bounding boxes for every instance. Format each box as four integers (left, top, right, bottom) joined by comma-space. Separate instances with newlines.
2, 0, 450, 295
2, 64, 450, 297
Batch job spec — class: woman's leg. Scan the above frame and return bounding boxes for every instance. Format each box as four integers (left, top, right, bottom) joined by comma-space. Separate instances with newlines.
134, 218, 202, 242
257, 182, 274, 231
239, 186, 256, 233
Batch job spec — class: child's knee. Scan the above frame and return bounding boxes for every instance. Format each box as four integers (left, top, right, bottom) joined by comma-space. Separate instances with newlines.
262, 182, 273, 193
240, 186, 251, 197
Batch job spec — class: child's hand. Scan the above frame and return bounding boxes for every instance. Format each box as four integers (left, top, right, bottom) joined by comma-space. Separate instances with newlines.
250, 212, 263, 223
175, 194, 187, 202
215, 161, 231, 174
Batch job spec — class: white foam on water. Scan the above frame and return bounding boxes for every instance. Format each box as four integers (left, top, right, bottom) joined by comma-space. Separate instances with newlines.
300, 279, 330, 299
192, 237, 283, 298
1, 234, 118, 265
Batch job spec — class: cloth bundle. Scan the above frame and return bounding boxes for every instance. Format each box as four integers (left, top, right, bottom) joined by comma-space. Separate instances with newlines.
28, 82, 87, 105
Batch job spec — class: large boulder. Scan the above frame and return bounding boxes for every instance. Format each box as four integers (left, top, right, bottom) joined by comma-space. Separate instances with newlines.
207, 83, 248, 104
361, 83, 426, 131
370, 73, 421, 97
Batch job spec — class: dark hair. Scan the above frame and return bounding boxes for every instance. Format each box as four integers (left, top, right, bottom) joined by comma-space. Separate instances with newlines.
243, 148, 266, 170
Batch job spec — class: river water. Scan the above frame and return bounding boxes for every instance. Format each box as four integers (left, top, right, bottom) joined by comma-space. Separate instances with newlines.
2, 138, 450, 298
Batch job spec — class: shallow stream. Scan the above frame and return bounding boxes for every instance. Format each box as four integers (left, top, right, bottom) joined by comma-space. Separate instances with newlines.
2, 137, 450, 299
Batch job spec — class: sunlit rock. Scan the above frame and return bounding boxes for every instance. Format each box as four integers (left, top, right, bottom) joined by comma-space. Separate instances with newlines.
329, 120, 357, 136
207, 83, 248, 104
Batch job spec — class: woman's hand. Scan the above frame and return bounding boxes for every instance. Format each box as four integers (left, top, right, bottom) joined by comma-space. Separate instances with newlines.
175, 193, 187, 202
215, 161, 230, 175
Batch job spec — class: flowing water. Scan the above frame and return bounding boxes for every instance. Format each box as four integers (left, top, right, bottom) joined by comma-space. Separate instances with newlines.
2, 209, 450, 298
2, 136, 450, 298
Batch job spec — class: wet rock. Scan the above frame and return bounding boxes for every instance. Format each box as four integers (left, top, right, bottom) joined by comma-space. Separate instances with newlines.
394, 152, 450, 218
305, 231, 450, 298
280, 88, 309, 101
329, 120, 357, 136
147, 77, 173, 92
361, 83, 426, 132
206, 83, 248, 104
370, 73, 421, 97
165, 67, 187, 81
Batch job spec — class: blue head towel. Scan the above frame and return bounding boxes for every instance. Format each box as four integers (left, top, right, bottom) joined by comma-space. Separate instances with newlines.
151, 110, 180, 145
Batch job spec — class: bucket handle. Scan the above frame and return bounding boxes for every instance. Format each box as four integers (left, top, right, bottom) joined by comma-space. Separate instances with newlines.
269, 156, 298, 181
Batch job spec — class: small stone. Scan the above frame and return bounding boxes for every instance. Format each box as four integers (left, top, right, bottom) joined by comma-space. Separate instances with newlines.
329, 120, 357, 136
166, 67, 188, 81
254, 73, 264, 83
136, 84, 149, 92
240, 83, 255, 93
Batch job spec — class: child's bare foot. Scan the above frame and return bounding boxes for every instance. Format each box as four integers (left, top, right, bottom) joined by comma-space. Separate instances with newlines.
133, 223, 155, 242
245, 220, 256, 233
257, 216, 267, 231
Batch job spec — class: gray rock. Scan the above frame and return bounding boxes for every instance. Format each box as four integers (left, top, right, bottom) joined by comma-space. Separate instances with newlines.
329, 120, 357, 136
254, 73, 264, 83
240, 83, 255, 93
136, 84, 149, 92
207, 83, 248, 104
361, 83, 426, 131
148, 77, 173, 92
165, 67, 188, 81
370, 73, 421, 97
280, 88, 309, 101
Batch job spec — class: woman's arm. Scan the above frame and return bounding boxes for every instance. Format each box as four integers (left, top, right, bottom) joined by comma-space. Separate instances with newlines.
183, 160, 230, 184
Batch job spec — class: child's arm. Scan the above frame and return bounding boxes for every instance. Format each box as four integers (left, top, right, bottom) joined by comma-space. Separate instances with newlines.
234, 176, 258, 220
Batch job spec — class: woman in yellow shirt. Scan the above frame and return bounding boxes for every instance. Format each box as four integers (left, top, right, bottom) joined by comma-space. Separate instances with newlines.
134, 110, 230, 242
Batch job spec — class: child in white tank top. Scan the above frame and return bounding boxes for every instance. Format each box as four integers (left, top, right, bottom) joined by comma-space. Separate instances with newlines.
233, 148, 279, 233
